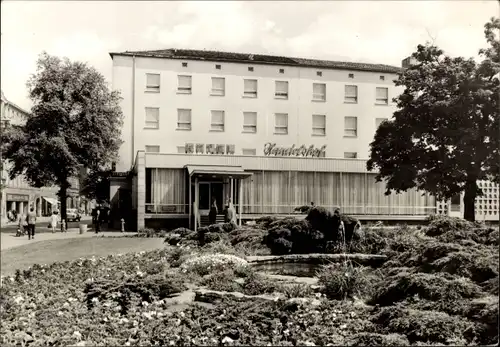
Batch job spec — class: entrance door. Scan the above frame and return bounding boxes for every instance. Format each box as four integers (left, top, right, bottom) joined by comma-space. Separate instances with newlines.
211, 182, 223, 213
198, 182, 224, 215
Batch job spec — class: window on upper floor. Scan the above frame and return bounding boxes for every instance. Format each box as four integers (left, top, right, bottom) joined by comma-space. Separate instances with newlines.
242, 148, 256, 156
177, 109, 192, 130
376, 87, 389, 105
317, 71, 322, 77
279, 68, 285, 74
145, 145, 160, 153
313, 83, 326, 101
243, 79, 258, 98
211, 77, 225, 96
274, 113, 288, 135
380, 75, 385, 81
210, 110, 225, 131
248, 66, 254, 72
348, 73, 354, 79
215, 64, 221, 70
146, 73, 160, 92
177, 75, 192, 94
275, 81, 289, 99
182, 62, 188, 67
243, 112, 257, 133
177, 146, 186, 154
344, 85, 358, 103
145, 107, 159, 129
312, 114, 326, 136
344, 152, 357, 159
344, 116, 358, 137
375, 117, 388, 128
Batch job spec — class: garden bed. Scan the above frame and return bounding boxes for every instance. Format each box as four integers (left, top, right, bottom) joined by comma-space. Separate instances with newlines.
0, 214, 498, 346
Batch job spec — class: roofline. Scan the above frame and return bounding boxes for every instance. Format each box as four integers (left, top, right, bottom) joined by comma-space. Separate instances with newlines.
1, 92, 30, 115
109, 51, 402, 74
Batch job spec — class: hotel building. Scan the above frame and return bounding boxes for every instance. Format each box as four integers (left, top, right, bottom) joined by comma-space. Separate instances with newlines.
108, 49, 498, 230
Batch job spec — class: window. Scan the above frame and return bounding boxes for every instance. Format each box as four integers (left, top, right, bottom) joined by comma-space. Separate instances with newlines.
177, 75, 192, 94
145, 145, 160, 153
380, 75, 385, 81
248, 66, 254, 72
317, 71, 322, 77
375, 117, 388, 128
177, 109, 192, 130
243, 79, 258, 98
242, 148, 256, 156
243, 112, 257, 133
313, 83, 326, 101
344, 152, 357, 159
182, 62, 188, 67
211, 77, 225, 96
344, 85, 358, 103
210, 110, 225, 131
275, 81, 289, 99
215, 64, 221, 70
348, 73, 354, 79
344, 116, 358, 137
145, 107, 159, 129
279, 68, 285, 74
312, 114, 326, 136
274, 113, 288, 134
177, 146, 185, 154
146, 73, 160, 92
376, 87, 389, 105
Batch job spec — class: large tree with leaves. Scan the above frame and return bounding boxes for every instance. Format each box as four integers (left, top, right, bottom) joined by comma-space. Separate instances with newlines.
1, 52, 123, 223
367, 18, 499, 222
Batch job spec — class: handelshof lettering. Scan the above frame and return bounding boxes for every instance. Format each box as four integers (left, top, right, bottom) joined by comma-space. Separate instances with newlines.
264, 143, 326, 158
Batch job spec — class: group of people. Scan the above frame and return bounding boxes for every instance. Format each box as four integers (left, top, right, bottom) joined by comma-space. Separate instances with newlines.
15, 207, 42, 239
91, 205, 110, 233
208, 198, 236, 225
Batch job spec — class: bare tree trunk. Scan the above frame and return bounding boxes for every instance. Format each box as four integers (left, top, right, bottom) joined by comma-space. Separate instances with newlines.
463, 179, 477, 222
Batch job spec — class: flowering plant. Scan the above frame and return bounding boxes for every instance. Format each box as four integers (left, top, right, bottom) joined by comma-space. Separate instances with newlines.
180, 254, 249, 276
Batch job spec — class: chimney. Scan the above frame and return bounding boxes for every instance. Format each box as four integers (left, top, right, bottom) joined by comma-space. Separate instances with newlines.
402, 56, 417, 69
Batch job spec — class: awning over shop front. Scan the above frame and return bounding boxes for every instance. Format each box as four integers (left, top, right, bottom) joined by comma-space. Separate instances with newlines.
43, 197, 59, 206
184, 165, 253, 179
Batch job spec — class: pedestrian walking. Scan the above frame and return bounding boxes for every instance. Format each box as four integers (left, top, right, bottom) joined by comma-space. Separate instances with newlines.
26, 207, 37, 240
208, 198, 218, 225
50, 211, 58, 233
94, 208, 101, 233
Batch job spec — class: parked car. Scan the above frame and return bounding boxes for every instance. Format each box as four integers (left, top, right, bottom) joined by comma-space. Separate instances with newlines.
66, 209, 81, 222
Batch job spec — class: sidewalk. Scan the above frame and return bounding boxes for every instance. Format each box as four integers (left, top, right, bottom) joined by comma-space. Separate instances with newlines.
0, 228, 137, 251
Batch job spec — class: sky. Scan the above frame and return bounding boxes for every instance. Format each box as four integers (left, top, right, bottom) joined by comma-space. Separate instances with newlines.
1, 0, 498, 110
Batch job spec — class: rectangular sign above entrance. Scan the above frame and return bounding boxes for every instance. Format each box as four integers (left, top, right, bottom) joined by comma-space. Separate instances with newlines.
263, 143, 327, 158
185, 143, 235, 155
6, 194, 30, 202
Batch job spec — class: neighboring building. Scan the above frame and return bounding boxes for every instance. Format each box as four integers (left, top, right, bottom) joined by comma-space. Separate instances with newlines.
0, 91, 83, 223
107, 49, 495, 230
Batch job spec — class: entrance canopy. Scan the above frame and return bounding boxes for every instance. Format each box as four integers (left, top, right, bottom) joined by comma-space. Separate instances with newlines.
43, 197, 59, 206
184, 165, 253, 179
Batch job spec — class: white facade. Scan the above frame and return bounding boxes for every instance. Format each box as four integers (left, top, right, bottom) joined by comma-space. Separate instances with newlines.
111, 53, 402, 172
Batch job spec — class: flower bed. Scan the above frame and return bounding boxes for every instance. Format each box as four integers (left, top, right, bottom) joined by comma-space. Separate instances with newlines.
0, 215, 498, 346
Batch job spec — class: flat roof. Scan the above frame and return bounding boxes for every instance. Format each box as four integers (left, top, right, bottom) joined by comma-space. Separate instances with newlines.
109, 48, 402, 74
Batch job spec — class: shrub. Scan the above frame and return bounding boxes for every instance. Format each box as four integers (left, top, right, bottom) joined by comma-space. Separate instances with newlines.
424, 214, 484, 237
241, 272, 278, 296
281, 283, 314, 299
370, 271, 481, 306
346, 333, 410, 346
164, 233, 182, 245
317, 262, 376, 300
180, 254, 249, 276
201, 270, 243, 293
171, 227, 193, 237
256, 216, 279, 229
372, 307, 476, 344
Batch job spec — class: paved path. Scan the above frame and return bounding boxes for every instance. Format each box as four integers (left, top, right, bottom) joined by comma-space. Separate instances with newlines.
0, 229, 136, 251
